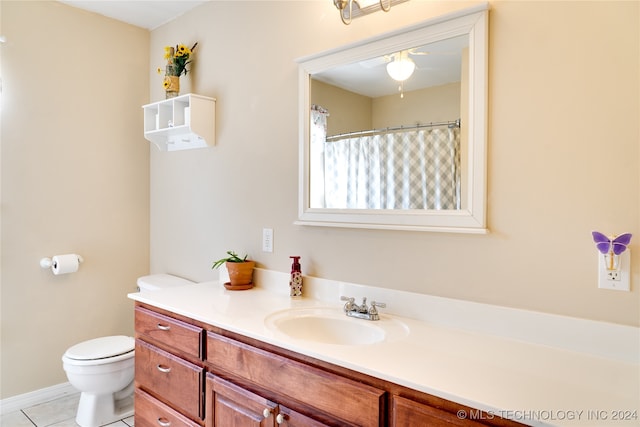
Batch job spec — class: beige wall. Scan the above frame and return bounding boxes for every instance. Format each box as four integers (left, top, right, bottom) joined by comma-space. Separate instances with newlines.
1, 0, 637, 400
150, 0, 638, 326
0, 2, 150, 398
311, 79, 373, 136
373, 82, 461, 127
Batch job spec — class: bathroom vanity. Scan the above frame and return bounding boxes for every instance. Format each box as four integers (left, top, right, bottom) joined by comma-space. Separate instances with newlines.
129, 272, 639, 427
133, 302, 518, 426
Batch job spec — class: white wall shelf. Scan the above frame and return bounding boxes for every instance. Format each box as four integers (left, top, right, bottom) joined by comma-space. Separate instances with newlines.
143, 93, 216, 151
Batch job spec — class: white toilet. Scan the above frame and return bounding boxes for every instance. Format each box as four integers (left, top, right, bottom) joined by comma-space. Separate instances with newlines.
62, 335, 135, 427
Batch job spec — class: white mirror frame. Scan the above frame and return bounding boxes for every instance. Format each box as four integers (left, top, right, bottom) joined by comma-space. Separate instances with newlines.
296, 4, 489, 233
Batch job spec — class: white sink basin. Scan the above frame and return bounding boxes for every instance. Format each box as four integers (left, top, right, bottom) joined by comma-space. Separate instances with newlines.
264, 307, 409, 346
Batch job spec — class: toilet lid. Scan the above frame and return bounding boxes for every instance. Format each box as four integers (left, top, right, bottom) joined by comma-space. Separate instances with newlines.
65, 336, 134, 361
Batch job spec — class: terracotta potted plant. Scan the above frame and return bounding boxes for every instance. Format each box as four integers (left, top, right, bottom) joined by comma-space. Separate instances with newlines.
212, 251, 255, 290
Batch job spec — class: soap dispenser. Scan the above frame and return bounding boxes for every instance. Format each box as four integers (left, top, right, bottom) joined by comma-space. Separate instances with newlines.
289, 256, 303, 297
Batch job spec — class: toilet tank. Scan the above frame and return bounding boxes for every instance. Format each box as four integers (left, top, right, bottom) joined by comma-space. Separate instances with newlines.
137, 274, 195, 292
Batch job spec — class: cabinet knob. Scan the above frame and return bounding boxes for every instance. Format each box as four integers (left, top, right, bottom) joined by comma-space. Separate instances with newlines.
263, 408, 271, 419
156, 364, 171, 373
276, 414, 285, 424
157, 417, 171, 427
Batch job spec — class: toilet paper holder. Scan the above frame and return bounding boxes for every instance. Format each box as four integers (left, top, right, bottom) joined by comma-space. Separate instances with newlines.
40, 254, 84, 269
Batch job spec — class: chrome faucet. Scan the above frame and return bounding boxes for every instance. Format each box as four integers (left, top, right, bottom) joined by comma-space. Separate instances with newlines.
340, 296, 386, 321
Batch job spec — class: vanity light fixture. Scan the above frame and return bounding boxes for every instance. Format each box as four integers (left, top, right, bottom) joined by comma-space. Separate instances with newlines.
333, 0, 406, 25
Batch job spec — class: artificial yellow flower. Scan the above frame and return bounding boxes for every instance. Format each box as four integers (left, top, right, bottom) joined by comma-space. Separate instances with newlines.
156, 67, 162, 74
175, 44, 191, 57
163, 46, 172, 60
163, 78, 171, 89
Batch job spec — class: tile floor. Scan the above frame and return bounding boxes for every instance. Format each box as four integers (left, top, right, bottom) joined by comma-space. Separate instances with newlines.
1, 393, 134, 427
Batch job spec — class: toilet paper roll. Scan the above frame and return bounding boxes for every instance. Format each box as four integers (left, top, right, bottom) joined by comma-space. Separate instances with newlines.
52, 254, 80, 275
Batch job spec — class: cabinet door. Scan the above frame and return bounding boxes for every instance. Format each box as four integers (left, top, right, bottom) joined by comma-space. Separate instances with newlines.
392, 395, 486, 427
206, 374, 277, 427
135, 340, 204, 420
135, 389, 200, 427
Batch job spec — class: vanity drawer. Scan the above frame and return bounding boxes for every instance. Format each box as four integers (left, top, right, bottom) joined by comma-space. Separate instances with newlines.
206, 332, 385, 426
391, 395, 488, 427
135, 340, 204, 421
135, 306, 203, 359
135, 389, 200, 427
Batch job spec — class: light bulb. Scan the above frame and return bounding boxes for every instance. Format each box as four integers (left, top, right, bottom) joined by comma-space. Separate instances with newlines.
386, 53, 415, 82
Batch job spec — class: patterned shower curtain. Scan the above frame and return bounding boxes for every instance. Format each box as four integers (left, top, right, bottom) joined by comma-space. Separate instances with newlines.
323, 127, 460, 210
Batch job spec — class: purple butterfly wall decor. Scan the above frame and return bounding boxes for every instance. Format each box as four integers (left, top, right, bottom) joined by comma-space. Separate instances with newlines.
592, 232, 632, 255
592, 231, 633, 270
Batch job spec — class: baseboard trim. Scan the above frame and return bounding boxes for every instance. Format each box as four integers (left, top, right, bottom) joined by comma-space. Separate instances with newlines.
0, 382, 76, 414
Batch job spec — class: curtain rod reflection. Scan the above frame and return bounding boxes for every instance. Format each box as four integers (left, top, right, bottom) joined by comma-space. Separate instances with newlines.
326, 119, 460, 141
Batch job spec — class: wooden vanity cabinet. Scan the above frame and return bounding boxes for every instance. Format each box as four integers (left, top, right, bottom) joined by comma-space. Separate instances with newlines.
134, 303, 523, 427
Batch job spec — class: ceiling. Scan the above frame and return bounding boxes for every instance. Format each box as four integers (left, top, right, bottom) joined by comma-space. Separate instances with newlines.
313, 35, 467, 98
58, 1, 208, 30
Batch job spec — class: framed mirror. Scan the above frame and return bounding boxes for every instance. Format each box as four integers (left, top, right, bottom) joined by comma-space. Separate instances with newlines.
296, 4, 488, 233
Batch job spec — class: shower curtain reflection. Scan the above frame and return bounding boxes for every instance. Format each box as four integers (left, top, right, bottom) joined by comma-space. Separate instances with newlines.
321, 127, 460, 210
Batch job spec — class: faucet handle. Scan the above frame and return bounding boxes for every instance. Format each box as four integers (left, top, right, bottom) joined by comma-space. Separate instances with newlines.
369, 301, 386, 315
340, 296, 355, 312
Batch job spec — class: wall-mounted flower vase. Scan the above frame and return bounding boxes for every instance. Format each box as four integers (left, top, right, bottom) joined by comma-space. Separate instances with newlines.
164, 76, 180, 99
159, 43, 197, 100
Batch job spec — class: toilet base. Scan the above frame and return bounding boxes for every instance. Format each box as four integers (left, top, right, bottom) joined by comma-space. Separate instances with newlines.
75, 390, 134, 427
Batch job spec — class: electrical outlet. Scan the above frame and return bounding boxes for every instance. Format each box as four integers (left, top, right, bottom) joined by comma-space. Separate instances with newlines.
606, 270, 621, 282
262, 228, 273, 253
598, 250, 631, 291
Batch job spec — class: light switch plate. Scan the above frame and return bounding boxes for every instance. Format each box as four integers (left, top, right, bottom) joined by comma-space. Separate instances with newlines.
262, 228, 273, 253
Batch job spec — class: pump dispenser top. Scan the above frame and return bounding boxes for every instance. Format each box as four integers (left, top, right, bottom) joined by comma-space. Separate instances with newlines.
289, 256, 302, 297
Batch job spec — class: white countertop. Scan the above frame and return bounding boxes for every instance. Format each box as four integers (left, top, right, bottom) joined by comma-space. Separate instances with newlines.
129, 270, 640, 427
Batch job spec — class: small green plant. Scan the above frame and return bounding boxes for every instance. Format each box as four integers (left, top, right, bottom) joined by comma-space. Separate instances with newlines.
211, 251, 248, 270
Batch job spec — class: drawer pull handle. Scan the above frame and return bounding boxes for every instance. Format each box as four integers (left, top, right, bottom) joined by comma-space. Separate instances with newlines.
157, 364, 171, 373
157, 323, 171, 331
157, 417, 171, 427
276, 414, 285, 424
